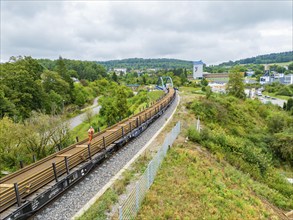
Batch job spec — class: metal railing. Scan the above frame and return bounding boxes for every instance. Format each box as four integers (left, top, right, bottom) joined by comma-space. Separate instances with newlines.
118, 121, 181, 220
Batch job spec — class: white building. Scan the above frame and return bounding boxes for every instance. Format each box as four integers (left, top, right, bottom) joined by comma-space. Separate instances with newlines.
281, 74, 293, 84
114, 68, 127, 75
193, 60, 204, 79
260, 74, 293, 85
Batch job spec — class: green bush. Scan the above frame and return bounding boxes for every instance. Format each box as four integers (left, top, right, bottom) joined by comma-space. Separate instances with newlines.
186, 93, 293, 209
187, 127, 201, 143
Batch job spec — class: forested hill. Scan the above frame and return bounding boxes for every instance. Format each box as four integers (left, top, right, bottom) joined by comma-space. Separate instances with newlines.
97, 58, 193, 70
219, 51, 293, 66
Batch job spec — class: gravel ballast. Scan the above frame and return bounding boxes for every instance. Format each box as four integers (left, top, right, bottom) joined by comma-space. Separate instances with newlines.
32, 94, 178, 220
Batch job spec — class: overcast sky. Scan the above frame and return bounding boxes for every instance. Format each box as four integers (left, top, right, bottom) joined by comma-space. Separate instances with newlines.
1, 1, 292, 65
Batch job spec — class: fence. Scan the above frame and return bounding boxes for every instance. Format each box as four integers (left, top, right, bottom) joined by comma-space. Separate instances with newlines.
118, 121, 181, 220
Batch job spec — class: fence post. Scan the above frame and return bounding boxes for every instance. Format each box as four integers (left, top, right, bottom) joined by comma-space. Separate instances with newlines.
196, 116, 200, 132
119, 205, 123, 220
136, 181, 139, 211
87, 144, 92, 160
19, 160, 24, 169
147, 162, 151, 188
117, 122, 181, 219
65, 157, 69, 175
52, 162, 58, 182
14, 183, 21, 207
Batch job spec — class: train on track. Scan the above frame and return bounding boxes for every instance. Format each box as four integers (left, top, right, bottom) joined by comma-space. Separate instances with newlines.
0, 88, 176, 220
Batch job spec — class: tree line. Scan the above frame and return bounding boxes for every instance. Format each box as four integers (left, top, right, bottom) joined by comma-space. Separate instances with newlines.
97, 58, 193, 70
0, 56, 107, 120
219, 51, 293, 66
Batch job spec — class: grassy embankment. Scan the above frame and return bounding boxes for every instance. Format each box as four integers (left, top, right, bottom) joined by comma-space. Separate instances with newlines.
137, 87, 293, 219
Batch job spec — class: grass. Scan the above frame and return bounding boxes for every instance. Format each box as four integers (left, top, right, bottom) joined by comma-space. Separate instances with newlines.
137, 143, 286, 220
70, 114, 102, 140
77, 188, 118, 220
269, 61, 293, 66
179, 86, 201, 93
148, 90, 165, 102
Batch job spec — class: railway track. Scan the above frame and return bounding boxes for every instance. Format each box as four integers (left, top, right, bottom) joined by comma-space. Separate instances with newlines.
0, 88, 176, 220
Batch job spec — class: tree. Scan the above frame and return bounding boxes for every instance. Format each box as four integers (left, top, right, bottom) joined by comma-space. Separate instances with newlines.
286, 98, 293, 111
205, 86, 212, 99
116, 86, 130, 119
0, 117, 27, 172
288, 62, 293, 71
99, 97, 119, 125
0, 88, 16, 118
55, 56, 74, 101
226, 67, 246, 99
24, 112, 71, 159
42, 70, 70, 101
84, 109, 94, 124
1, 59, 46, 119
112, 72, 118, 82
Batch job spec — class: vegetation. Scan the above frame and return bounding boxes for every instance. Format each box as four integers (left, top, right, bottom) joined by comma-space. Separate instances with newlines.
0, 56, 107, 120
264, 82, 293, 98
219, 51, 293, 66
136, 86, 292, 219
187, 94, 293, 209
97, 58, 193, 70
226, 67, 246, 99
137, 145, 287, 219
0, 114, 71, 176
38, 58, 107, 81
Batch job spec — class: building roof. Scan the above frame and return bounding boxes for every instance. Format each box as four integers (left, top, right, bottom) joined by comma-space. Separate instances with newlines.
193, 60, 204, 65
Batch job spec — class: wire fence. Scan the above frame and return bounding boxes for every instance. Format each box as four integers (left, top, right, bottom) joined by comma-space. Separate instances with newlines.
118, 121, 181, 220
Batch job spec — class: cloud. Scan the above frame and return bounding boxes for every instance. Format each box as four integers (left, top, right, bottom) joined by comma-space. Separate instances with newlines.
1, 1, 292, 64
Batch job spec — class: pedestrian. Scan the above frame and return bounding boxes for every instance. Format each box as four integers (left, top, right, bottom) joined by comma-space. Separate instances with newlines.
88, 126, 95, 144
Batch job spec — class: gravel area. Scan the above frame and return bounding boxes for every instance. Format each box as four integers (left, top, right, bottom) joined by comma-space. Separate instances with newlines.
32, 94, 178, 220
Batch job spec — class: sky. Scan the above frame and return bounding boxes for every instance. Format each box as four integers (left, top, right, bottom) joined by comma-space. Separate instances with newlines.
1, 1, 292, 65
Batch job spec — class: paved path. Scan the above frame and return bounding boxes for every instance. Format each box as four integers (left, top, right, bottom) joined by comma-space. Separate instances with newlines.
258, 96, 286, 107
68, 97, 101, 130
245, 89, 286, 107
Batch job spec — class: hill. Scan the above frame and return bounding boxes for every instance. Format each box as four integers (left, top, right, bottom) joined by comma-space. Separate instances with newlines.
97, 58, 193, 70
137, 86, 293, 219
219, 51, 293, 66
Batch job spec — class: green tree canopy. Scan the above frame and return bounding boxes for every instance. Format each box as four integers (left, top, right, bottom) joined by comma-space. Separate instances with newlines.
226, 67, 246, 99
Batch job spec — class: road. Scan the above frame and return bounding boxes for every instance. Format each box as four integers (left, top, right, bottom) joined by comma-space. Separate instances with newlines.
68, 97, 101, 129
245, 89, 286, 107
258, 96, 286, 107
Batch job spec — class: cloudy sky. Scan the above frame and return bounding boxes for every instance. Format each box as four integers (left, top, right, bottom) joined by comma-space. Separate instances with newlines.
1, 1, 292, 64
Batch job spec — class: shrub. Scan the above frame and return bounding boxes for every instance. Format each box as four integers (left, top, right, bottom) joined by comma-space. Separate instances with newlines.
187, 127, 201, 143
